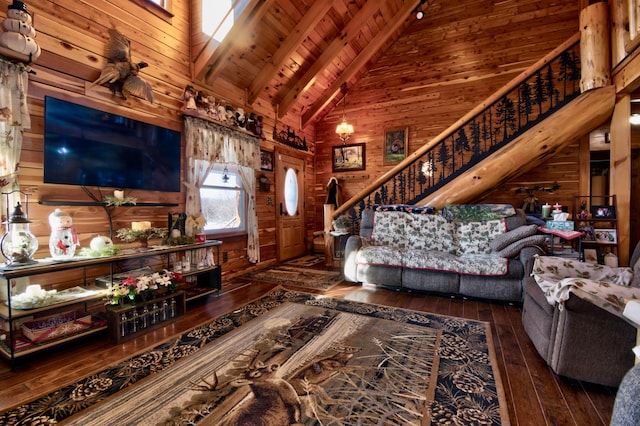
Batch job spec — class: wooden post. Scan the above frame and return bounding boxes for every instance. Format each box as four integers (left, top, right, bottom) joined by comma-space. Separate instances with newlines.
610, 95, 632, 266
580, 2, 610, 92
323, 204, 335, 266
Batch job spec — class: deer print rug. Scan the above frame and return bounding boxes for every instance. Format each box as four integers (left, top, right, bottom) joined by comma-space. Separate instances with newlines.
0, 287, 509, 425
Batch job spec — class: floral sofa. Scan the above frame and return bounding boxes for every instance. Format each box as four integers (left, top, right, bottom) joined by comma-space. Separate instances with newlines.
343, 204, 546, 302
522, 248, 640, 386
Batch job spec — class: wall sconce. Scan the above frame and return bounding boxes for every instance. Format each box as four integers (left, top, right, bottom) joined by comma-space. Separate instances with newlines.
414, 0, 428, 19
335, 83, 354, 144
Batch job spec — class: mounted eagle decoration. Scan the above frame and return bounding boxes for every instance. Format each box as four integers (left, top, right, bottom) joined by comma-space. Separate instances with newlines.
89, 28, 154, 103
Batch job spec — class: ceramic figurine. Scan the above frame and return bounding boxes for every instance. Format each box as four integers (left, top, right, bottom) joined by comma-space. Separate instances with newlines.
0, 1, 41, 61
48, 208, 79, 259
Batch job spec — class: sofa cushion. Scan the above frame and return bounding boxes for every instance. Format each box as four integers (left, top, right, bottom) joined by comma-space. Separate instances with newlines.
489, 224, 538, 251
454, 219, 506, 255
493, 234, 546, 258
355, 245, 404, 267
404, 249, 508, 276
407, 213, 456, 253
370, 211, 407, 249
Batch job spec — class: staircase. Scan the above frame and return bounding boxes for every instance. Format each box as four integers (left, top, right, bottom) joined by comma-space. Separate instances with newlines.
333, 33, 616, 230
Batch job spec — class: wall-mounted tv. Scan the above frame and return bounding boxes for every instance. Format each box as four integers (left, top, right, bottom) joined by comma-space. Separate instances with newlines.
43, 96, 182, 192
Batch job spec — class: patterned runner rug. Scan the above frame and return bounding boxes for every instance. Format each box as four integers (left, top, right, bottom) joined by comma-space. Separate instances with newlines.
0, 287, 509, 425
242, 264, 344, 290
284, 254, 325, 267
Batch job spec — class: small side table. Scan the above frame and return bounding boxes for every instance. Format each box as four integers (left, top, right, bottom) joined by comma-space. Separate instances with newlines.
329, 230, 350, 267
537, 226, 583, 256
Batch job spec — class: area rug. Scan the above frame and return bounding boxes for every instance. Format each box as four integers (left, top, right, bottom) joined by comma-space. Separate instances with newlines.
242, 264, 343, 290
285, 253, 325, 267
0, 287, 509, 425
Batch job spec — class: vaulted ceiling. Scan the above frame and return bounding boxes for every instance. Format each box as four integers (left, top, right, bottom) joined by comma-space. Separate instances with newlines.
191, 0, 425, 128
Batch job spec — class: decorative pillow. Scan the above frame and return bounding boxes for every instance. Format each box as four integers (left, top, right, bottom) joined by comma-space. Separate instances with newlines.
489, 224, 538, 251
455, 219, 506, 255
494, 234, 546, 258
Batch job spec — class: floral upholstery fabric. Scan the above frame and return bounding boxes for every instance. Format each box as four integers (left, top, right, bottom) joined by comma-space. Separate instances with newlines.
407, 214, 456, 253
355, 245, 404, 267
404, 250, 508, 275
372, 204, 436, 214
531, 255, 640, 321
454, 219, 506, 256
370, 211, 407, 249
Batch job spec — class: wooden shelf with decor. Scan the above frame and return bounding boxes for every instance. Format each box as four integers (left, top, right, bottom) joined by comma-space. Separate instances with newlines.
0, 241, 222, 368
573, 195, 619, 265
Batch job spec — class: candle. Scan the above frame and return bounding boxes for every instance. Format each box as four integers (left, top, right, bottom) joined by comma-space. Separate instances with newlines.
541, 203, 551, 218
114, 190, 124, 200
131, 221, 151, 231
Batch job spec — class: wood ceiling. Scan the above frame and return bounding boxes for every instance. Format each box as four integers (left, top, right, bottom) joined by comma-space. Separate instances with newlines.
191, 0, 425, 128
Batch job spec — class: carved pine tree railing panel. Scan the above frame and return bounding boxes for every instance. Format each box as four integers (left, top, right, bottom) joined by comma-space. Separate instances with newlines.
339, 38, 581, 232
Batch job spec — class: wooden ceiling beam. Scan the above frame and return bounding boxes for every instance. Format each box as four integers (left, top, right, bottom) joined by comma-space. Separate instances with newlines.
193, 0, 273, 83
301, 0, 422, 127
246, 0, 338, 105
277, 0, 387, 118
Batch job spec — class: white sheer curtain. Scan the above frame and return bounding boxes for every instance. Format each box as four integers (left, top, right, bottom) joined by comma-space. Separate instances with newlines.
184, 117, 261, 263
0, 59, 30, 224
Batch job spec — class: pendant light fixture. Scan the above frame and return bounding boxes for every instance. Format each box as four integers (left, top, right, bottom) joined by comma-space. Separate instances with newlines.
335, 83, 354, 144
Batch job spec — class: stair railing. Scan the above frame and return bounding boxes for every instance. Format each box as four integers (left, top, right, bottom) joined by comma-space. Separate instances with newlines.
334, 33, 582, 230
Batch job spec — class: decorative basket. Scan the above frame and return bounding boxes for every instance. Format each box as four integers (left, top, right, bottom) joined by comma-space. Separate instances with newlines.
22, 310, 92, 343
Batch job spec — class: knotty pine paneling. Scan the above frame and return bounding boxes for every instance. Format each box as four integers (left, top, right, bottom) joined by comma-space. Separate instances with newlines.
6, 0, 312, 281
313, 0, 582, 230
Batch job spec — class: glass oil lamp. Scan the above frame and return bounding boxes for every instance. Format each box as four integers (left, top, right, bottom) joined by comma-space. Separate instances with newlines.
1, 201, 38, 265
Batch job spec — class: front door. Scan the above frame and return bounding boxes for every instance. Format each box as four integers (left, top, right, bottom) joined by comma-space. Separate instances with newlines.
276, 151, 305, 261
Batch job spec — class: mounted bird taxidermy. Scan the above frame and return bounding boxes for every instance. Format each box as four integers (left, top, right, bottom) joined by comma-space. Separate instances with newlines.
89, 28, 154, 103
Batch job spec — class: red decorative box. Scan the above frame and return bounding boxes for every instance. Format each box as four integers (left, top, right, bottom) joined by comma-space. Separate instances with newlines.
22, 310, 92, 343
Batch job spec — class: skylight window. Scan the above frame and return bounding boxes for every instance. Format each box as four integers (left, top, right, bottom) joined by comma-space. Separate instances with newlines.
202, 0, 235, 43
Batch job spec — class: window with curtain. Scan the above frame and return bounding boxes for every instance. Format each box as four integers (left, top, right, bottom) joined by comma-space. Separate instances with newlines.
200, 165, 247, 235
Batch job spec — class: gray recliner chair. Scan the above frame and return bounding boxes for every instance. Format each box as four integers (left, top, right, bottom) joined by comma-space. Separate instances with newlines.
521, 242, 640, 387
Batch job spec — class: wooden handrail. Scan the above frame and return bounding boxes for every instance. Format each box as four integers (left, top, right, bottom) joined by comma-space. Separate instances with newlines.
333, 32, 581, 218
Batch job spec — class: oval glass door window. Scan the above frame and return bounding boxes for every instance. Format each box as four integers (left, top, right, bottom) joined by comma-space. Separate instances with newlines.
284, 167, 298, 216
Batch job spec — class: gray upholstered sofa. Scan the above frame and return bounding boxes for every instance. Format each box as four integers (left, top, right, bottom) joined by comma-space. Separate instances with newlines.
343, 204, 546, 303
522, 242, 640, 387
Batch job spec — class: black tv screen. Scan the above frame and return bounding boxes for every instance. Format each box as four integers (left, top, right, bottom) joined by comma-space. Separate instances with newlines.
43, 97, 181, 192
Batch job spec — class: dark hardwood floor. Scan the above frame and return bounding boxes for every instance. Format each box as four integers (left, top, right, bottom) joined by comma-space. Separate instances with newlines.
0, 267, 619, 425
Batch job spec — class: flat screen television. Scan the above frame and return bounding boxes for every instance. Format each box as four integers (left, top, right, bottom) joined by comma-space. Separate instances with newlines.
43, 96, 181, 192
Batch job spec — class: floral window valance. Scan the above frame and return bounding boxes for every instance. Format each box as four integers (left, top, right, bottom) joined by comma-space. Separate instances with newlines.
184, 116, 260, 168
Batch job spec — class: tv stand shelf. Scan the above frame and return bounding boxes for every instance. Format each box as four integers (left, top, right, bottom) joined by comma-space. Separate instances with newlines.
38, 201, 178, 207
0, 241, 222, 369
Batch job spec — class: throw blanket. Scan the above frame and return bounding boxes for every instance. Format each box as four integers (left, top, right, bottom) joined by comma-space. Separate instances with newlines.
531, 255, 640, 323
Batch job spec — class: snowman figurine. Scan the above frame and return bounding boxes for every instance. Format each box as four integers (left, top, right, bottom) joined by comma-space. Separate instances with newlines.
0, 1, 41, 62
48, 208, 79, 259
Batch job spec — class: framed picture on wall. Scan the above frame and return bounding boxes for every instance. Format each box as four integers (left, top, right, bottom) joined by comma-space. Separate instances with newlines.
383, 127, 407, 165
332, 143, 366, 172
260, 149, 274, 171
590, 205, 616, 219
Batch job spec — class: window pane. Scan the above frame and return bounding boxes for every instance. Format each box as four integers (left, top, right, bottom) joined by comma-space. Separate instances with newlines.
200, 167, 246, 234
284, 168, 298, 216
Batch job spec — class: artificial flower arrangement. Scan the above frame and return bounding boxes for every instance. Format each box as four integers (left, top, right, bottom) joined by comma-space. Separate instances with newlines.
185, 214, 206, 236
106, 269, 182, 305
116, 227, 167, 247
103, 194, 137, 207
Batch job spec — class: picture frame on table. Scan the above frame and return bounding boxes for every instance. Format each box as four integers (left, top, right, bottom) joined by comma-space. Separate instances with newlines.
383, 127, 407, 165
590, 205, 616, 219
582, 247, 600, 264
332, 143, 366, 172
260, 149, 274, 171
594, 228, 617, 244
578, 225, 595, 241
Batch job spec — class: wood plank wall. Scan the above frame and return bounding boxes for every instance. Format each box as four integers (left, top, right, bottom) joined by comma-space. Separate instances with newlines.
313, 0, 584, 228
10, 0, 310, 282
